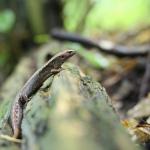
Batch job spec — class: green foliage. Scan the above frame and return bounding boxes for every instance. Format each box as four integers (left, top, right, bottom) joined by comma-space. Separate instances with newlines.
0, 9, 15, 33
63, 0, 90, 31
87, 0, 150, 31
34, 34, 50, 44
78, 49, 110, 69
67, 44, 111, 69
0, 50, 10, 67
63, 0, 150, 33
0, 100, 10, 128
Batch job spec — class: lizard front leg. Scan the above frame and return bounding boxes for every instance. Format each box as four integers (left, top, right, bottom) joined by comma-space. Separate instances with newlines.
51, 67, 63, 74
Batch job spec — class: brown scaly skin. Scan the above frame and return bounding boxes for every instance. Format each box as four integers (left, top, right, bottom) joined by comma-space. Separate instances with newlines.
11, 50, 75, 138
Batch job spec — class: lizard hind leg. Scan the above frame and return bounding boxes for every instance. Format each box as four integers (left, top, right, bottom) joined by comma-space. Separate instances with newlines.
13, 127, 20, 139
0, 134, 22, 143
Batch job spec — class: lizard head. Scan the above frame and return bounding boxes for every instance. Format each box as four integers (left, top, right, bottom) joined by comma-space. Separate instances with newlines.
56, 49, 75, 62
52, 50, 76, 69
58, 50, 75, 61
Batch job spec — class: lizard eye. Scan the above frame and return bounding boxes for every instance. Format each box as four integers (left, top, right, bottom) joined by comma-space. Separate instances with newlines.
61, 55, 65, 59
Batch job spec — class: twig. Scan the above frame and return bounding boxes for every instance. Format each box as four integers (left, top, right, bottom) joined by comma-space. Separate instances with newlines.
51, 29, 150, 57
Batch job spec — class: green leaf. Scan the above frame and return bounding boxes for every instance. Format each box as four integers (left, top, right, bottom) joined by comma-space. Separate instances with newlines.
78, 49, 110, 69
67, 44, 111, 69
34, 34, 50, 44
0, 50, 10, 66
0, 9, 15, 33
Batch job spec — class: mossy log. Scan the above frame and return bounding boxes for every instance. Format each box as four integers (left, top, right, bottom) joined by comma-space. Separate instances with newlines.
0, 45, 141, 150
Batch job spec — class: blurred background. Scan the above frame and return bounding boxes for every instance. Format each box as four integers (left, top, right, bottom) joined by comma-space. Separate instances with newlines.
0, 0, 150, 125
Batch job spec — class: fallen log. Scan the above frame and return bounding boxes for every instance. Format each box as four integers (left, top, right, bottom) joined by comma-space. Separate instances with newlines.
0, 44, 141, 150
